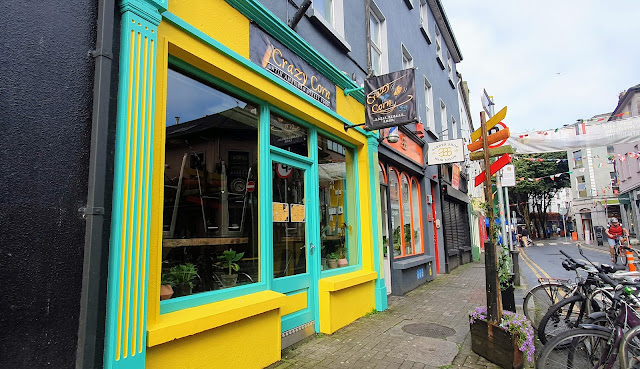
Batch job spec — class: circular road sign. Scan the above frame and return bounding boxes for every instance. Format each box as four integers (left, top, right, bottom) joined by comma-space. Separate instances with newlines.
488, 121, 508, 149
247, 181, 256, 192
276, 163, 293, 179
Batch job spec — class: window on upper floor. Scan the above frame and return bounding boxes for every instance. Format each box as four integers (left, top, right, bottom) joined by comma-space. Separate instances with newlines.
435, 25, 443, 61
611, 171, 619, 194
369, 4, 387, 75
401, 44, 413, 70
576, 175, 587, 198
451, 116, 457, 140
309, 0, 349, 51
424, 77, 435, 133
420, 0, 429, 29
440, 100, 448, 140
573, 150, 583, 168
447, 52, 454, 82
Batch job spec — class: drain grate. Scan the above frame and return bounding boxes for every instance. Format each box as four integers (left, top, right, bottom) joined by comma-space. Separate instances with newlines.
401, 323, 456, 338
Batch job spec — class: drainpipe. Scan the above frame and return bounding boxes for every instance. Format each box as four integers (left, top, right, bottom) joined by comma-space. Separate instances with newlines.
76, 0, 115, 367
365, 0, 371, 75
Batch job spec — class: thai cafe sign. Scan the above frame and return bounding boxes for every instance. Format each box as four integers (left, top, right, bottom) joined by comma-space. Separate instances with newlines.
250, 24, 336, 111
365, 68, 418, 130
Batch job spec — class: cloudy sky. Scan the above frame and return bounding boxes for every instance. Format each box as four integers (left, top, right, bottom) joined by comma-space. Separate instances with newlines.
444, 0, 640, 133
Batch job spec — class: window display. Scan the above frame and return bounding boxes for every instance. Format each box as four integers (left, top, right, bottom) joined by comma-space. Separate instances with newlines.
401, 175, 413, 255
411, 178, 423, 254
161, 68, 259, 299
318, 134, 357, 269
389, 168, 402, 257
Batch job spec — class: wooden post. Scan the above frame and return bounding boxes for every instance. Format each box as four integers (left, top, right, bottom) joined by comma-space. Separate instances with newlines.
480, 111, 503, 323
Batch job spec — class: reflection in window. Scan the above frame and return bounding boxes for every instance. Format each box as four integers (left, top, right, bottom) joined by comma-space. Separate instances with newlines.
272, 164, 306, 278
161, 68, 259, 299
379, 164, 389, 258
401, 175, 413, 255
389, 168, 401, 257
270, 114, 308, 156
411, 178, 423, 254
318, 134, 357, 269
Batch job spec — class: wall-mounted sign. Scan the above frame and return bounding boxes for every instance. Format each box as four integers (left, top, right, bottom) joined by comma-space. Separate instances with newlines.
452, 163, 461, 190
290, 204, 306, 223
365, 68, 417, 130
250, 24, 336, 110
427, 139, 465, 165
272, 202, 289, 222
501, 164, 516, 187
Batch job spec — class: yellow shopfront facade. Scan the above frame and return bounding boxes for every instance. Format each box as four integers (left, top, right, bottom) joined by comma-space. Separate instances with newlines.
103, 0, 387, 368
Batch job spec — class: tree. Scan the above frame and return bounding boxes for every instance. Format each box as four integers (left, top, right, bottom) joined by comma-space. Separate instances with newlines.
510, 152, 570, 238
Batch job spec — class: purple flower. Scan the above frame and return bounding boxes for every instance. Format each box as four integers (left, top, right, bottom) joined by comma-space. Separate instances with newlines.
468, 306, 535, 361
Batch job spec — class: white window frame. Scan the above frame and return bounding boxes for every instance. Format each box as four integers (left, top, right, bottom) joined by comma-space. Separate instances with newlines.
424, 77, 435, 133
447, 51, 453, 81
369, 1, 388, 75
451, 116, 457, 140
435, 25, 443, 60
440, 100, 448, 140
401, 44, 413, 70
311, 0, 345, 36
419, 0, 429, 29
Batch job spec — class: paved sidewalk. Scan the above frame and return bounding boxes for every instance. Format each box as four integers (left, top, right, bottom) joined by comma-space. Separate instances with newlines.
269, 258, 531, 368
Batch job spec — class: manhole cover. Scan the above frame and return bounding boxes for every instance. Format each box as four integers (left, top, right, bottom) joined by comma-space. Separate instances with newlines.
401, 323, 455, 338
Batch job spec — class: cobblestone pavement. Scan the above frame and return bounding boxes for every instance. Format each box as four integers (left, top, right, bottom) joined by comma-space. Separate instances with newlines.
269, 258, 532, 368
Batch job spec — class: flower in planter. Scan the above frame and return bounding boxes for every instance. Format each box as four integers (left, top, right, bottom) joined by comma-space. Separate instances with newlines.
469, 306, 535, 362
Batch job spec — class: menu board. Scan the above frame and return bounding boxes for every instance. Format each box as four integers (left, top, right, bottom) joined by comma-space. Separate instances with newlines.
272, 202, 289, 222
290, 204, 306, 223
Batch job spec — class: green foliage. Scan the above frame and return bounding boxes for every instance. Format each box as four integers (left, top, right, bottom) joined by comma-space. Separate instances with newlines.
162, 263, 198, 288
217, 249, 244, 275
364, 308, 379, 317
327, 252, 340, 260
512, 152, 570, 196
498, 245, 513, 291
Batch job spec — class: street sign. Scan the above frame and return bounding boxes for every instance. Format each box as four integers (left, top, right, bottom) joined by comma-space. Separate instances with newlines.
488, 122, 509, 148
474, 153, 512, 187
276, 163, 293, 178
427, 139, 465, 165
501, 165, 516, 187
470, 106, 507, 142
482, 89, 494, 118
247, 181, 256, 192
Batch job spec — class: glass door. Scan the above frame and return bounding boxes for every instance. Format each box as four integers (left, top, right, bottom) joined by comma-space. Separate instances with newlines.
270, 155, 316, 333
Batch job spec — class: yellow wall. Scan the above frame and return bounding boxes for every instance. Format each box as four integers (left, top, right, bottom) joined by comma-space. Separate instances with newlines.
146, 0, 379, 367
147, 310, 281, 369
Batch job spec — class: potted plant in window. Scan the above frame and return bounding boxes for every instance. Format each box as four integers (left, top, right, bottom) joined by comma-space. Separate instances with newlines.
326, 252, 339, 269
165, 263, 198, 298
337, 246, 348, 267
160, 274, 174, 300
217, 248, 244, 288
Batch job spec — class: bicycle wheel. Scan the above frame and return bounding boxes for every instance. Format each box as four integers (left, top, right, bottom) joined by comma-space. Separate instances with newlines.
589, 288, 615, 314
523, 283, 572, 332
620, 325, 640, 369
537, 328, 617, 369
538, 295, 585, 344
619, 246, 629, 266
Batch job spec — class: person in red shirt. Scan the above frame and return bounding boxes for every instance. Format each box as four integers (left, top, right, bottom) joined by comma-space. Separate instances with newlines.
606, 218, 629, 262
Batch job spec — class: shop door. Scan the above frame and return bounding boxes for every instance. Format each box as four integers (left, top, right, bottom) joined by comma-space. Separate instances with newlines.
270, 156, 317, 333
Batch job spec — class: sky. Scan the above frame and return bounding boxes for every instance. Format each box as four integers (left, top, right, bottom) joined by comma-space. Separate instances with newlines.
443, 0, 640, 133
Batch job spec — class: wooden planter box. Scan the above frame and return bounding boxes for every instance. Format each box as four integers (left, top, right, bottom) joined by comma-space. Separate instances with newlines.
470, 318, 523, 369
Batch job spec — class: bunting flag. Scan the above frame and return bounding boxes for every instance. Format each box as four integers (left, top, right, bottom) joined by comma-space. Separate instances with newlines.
514, 170, 574, 183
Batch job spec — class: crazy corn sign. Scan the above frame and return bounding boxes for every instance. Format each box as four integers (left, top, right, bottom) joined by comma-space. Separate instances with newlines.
365, 68, 417, 130
250, 24, 336, 110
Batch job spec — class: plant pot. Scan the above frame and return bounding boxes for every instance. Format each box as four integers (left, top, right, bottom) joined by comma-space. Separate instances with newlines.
173, 283, 192, 298
338, 258, 348, 267
470, 319, 523, 369
327, 259, 339, 269
219, 273, 238, 288
160, 284, 174, 300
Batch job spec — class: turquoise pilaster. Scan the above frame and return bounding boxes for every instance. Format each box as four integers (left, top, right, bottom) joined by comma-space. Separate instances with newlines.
367, 135, 388, 311
104, 1, 162, 368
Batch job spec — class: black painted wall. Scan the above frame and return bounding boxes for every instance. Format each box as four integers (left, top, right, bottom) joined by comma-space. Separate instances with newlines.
0, 1, 98, 367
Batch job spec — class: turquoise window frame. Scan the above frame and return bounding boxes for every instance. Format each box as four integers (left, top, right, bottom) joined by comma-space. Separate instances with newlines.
160, 56, 364, 314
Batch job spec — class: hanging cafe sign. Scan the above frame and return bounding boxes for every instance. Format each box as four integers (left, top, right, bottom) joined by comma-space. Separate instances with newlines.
249, 24, 336, 111
364, 68, 418, 130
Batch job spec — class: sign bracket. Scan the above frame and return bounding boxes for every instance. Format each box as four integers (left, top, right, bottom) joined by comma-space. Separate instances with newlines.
343, 86, 364, 96
343, 122, 367, 132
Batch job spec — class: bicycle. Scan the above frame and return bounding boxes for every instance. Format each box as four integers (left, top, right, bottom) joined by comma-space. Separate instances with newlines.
537, 279, 640, 368
614, 235, 630, 265
537, 249, 619, 345
522, 278, 572, 333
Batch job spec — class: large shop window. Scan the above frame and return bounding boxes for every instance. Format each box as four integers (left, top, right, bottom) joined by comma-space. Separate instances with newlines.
389, 168, 402, 257
411, 178, 423, 253
318, 133, 358, 269
161, 68, 259, 299
401, 175, 413, 255
379, 164, 390, 258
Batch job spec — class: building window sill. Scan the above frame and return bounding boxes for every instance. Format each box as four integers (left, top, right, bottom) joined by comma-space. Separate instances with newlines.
403, 0, 415, 9
420, 25, 432, 45
436, 55, 445, 70
448, 78, 455, 89
308, 9, 352, 53
147, 290, 286, 347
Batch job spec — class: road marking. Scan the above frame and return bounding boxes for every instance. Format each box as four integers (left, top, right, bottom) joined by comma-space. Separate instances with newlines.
519, 247, 552, 280
561, 242, 572, 245
549, 242, 557, 245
